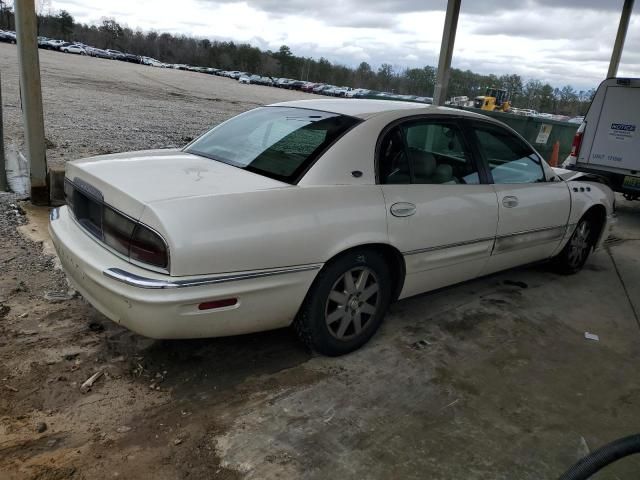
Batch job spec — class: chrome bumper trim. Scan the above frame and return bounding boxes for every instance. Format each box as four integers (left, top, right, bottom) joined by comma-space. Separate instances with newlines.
103, 264, 323, 289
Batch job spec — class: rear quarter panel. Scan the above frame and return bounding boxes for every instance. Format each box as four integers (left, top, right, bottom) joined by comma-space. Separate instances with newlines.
141, 186, 389, 276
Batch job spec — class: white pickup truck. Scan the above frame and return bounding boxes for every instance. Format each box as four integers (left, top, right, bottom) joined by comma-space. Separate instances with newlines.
563, 78, 640, 200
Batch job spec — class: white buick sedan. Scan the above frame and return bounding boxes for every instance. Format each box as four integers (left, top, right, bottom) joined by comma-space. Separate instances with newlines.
50, 99, 615, 355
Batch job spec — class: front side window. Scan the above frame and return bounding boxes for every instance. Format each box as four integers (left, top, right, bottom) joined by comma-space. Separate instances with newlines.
379, 120, 479, 185
185, 106, 360, 183
472, 123, 545, 184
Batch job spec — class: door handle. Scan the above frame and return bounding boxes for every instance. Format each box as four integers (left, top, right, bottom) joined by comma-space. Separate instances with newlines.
502, 196, 519, 208
390, 202, 416, 217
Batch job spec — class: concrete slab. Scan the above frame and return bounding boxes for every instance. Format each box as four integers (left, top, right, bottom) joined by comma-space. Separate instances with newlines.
213, 238, 640, 479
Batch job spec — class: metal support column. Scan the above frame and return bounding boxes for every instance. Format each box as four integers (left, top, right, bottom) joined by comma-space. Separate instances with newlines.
14, 0, 48, 204
608, 0, 634, 78
433, 0, 461, 106
0, 71, 7, 192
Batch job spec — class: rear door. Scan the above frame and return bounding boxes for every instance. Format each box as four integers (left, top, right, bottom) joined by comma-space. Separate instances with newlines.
379, 117, 499, 299
465, 120, 571, 275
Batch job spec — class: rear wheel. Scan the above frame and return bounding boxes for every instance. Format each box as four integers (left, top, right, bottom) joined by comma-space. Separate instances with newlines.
552, 217, 595, 274
294, 249, 392, 356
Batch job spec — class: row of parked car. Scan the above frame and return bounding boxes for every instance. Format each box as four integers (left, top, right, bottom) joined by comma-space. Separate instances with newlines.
1, 32, 434, 104
138, 62, 434, 103
37, 37, 158, 64
234, 73, 433, 103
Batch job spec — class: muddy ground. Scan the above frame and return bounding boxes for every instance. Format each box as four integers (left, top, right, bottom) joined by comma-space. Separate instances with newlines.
2, 43, 640, 479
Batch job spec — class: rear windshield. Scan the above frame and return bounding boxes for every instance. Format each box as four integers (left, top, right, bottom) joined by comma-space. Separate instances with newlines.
185, 106, 360, 183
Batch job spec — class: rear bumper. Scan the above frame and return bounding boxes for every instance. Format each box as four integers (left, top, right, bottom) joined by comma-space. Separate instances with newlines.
49, 206, 320, 339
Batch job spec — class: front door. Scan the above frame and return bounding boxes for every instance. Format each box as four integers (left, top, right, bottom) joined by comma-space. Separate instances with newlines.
378, 118, 499, 299
466, 120, 571, 275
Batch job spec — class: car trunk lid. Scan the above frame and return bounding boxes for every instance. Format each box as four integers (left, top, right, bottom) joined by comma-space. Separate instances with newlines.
65, 149, 290, 220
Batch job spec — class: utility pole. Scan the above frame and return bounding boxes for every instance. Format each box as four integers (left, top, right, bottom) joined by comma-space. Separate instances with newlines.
432, 0, 461, 106
608, 0, 634, 78
14, 0, 48, 204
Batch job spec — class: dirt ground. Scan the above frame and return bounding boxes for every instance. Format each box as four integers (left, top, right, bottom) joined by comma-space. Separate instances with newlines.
2, 43, 640, 479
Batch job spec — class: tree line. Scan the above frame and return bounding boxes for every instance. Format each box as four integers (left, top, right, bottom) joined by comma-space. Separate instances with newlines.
0, 5, 595, 116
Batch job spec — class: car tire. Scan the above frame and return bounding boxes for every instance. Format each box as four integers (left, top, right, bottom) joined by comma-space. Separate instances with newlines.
552, 216, 596, 274
294, 249, 392, 356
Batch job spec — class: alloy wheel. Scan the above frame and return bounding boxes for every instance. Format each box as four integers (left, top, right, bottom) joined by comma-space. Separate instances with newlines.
325, 267, 380, 341
567, 221, 591, 268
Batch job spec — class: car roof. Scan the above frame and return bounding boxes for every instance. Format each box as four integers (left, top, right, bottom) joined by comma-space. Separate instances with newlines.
267, 99, 489, 120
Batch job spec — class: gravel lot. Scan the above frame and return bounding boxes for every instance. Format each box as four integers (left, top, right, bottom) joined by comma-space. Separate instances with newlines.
2, 43, 640, 480
0, 43, 312, 167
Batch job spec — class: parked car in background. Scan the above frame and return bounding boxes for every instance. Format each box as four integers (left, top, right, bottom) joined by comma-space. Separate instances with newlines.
287, 80, 306, 90
332, 87, 353, 97
258, 76, 275, 86
568, 116, 584, 124
61, 44, 86, 55
276, 78, 293, 88
50, 99, 615, 356
86, 47, 112, 59
37, 36, 50, 48
301, 83, 319, 93
141, 56, 164, 67
238, 75, 251, 84
323, 86, 342, 96
0, 30, 16, 44
123, 53, 141, 63
105, 49, 125, 60
346, 88, 369, 98
43, 39, 66, 50
312, 84, 328, 94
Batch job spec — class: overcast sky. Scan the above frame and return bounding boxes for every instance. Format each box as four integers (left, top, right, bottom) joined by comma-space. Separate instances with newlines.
50, 0, 639, 90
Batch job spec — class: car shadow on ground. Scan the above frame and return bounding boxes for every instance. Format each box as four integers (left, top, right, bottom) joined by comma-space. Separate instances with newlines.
95, 314, 312, 401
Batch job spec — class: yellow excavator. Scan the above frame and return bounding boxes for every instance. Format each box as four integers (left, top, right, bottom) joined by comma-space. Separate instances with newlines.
474, 88, 511, 112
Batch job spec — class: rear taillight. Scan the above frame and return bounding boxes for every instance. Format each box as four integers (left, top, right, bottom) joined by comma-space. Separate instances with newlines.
64, 179, 75, 210
570, 131, 583, 157
103, 207, 136, 256
66, 178, 169, 270
129, 224, 169, 269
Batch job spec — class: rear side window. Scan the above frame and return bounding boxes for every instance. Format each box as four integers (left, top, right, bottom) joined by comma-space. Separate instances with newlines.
378, 120, 480, 185
472, 123, 545, 184
185, 106, 360, 183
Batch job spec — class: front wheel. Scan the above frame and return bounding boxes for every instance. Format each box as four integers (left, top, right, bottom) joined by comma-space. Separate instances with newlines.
294, 249, 392, 356
552, 217, 595, 274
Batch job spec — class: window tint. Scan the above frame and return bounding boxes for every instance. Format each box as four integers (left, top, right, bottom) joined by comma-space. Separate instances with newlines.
473, 123, 545, 184
379, 121, 479, 185
378, 127, 411, 184
185, 107, 360, 183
